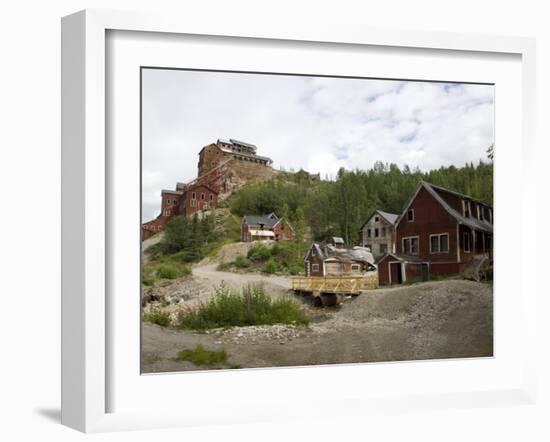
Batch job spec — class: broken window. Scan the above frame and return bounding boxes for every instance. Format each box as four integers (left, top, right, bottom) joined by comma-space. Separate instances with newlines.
375, 228, 379, 237
367, 229, 371, 238
464, 232, 471, 252
407, 209, 414, 222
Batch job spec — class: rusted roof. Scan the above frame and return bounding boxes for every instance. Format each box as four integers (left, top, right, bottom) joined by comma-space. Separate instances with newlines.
309, 243, 375, 265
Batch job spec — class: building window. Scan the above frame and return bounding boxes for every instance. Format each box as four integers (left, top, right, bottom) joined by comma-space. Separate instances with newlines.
407, 209, 414, 222
375, 216, 379, 222
403, 237, 419, 255
209, 194, 213, 201
375, 228, 379, 238
201, 193, 205, 200
351, 264, 360, 272
464, 232, 471, 252
381, 227, 386, 237
380, 244, 388, 254
463, 200, 471, 217
191, 192, 196, 200
430, 233, 450, 253
367, 229, 371, 238
312, 264, 319, 272
191, 199, 196, 207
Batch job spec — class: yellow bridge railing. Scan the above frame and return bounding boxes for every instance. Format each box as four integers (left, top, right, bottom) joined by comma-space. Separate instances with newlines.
291, 274, 378, 293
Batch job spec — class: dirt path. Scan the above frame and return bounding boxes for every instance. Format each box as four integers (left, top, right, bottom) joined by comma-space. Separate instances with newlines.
141, 279, 493, 373
192, 262, 292, 293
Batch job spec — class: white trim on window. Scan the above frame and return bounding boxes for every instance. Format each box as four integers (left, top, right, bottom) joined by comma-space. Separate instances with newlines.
429, 233, 450, 254
402, 235, 419, 255
312, 263, 319, 272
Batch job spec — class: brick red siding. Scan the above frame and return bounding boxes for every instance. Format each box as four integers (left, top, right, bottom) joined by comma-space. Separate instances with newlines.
396, 187, 458, 272
179, 184, 218, 217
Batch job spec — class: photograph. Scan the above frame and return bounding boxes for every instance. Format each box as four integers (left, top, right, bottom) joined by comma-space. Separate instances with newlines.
140, 68, 494, 373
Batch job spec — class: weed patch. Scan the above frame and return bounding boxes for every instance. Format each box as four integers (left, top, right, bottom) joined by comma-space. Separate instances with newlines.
176, 284, 309, 330
176, 344, 227, 366
143, 308, 171, 327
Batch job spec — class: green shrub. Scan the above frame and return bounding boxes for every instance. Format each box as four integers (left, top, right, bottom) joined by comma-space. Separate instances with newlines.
234, 255, 250, 269
141, 273, 155, 286
176, 345, 227, 366
247, 243, 272, 261
156, 263, 190, 279
156, 265, 178, 279
143, 308, 171, 327
176, 284, 309, 330
262, 258, 279, 274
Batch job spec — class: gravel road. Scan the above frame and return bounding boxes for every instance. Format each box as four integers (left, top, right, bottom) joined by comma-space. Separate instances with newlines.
141, 279, 493, 373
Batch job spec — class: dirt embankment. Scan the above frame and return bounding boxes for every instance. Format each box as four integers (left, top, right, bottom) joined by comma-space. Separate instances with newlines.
141, 279, 493, 373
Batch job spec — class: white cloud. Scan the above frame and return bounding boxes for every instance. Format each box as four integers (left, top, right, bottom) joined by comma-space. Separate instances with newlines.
142, 70, 494, 221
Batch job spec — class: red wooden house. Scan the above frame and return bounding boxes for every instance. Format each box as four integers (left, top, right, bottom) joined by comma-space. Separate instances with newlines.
241, 213, 294, 242
377, 181, 493, 285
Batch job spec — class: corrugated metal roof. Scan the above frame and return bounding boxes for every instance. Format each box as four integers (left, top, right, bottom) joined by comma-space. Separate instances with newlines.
229, 139, 257, 149
377, 210, 399, 225
421, 182, 493, 233
310, 243, 375, 265
243, 214, 280, 228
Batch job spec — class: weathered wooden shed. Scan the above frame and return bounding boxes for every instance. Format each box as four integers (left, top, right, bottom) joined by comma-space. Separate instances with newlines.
377, 252, 430, 286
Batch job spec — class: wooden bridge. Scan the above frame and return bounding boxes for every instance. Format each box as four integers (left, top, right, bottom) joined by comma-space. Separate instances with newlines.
291, 274, 378, 306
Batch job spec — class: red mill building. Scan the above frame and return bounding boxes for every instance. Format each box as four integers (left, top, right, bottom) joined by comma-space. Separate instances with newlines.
142, 139, 275, 240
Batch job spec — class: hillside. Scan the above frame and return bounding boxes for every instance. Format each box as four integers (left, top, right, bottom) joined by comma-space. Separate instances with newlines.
228, 161, 493, 245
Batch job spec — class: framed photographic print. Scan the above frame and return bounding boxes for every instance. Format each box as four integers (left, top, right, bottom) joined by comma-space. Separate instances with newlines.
61, 9, 537, 432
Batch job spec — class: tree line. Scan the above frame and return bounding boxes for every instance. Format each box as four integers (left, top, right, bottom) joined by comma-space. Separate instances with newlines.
230, 159, 493, 245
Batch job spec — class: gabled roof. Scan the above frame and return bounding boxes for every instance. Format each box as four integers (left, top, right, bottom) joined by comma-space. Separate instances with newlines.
395, 181, 493, 233
360, 209, 399, 231
242, 214, 280, 228
377, 210, 399, 225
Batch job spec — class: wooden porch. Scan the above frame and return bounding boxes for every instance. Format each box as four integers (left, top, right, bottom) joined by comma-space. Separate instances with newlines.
291, 274, 378, 294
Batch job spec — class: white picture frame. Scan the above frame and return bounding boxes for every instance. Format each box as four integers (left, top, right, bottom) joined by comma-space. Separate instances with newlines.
61, 9, 537, 433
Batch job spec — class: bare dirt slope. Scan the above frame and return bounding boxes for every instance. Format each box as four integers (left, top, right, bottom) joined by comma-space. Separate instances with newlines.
141, 279, 493, 373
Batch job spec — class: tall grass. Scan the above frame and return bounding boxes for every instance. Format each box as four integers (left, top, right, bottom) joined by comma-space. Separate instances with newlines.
143, 308, 171, 327
176, 284, 309, 331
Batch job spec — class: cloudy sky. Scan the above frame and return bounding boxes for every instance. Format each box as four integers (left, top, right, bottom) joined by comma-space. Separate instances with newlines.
142, 68, 494, 221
